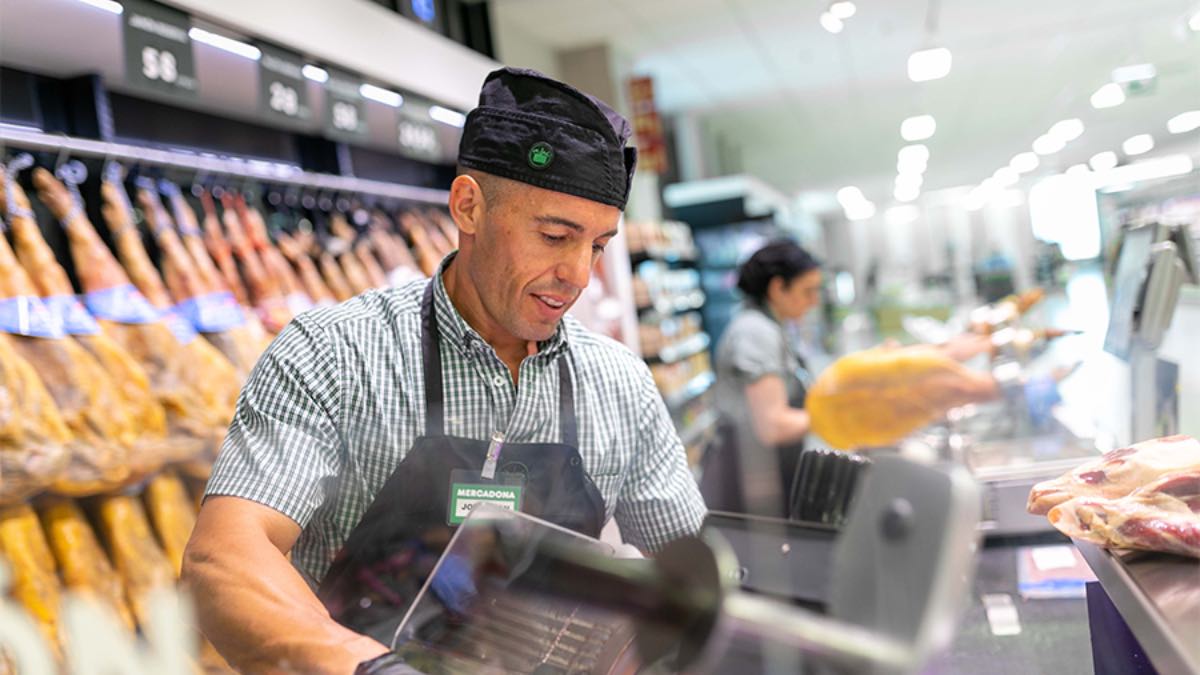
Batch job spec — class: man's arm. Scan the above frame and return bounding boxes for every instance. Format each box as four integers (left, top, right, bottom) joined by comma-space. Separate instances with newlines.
183, 497, 388, 674
184, 317, 386, 673
613, 361, 707, 554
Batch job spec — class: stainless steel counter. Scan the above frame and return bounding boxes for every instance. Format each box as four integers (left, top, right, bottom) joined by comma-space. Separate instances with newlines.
1076, 541, 1200, 675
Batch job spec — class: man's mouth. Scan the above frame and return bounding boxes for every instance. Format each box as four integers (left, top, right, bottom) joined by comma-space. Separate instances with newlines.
533, 293, 567, 310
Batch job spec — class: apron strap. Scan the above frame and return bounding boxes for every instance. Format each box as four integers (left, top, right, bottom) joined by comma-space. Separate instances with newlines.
421, 281, 446, 436
420, 277, 580, 446
557, 356, 578, 448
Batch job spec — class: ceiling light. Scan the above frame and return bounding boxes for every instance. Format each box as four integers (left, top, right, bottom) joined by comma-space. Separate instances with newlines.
885, 205, 919, 226
993, 167, 1019, 187
360, 83, 404, 107
908, 47, 952, 82
1089, 151, 1118, 171
845, 201, 876, 221
820, 12, 844, 33
1190, 10, 1200, 31
900, 114, 936, 141
1065, 164, 1091, 177
895, 173, 923, 190
1048, 118, 1084, 143
995, 190, 1025, 209
1111, 63, 1157, 84
837, 186, 866, 207
1090, 83, 1126, 109
1121, 134, 1154, 156
429, 105, 466, 127
894, 184, 920, 203
302, 65, 329, 83
76, 0, 122, 13
188, 27, 261, 60
1010, 152, 1039, 174
829, 1, 856, 19
1094, 154, 1194, 187
897, 144, 930, 173
1032, 134, 1066, 156
1167, 110, 1200, 134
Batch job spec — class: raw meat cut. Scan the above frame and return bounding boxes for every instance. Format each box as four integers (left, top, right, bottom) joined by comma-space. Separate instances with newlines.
36, 497, 136, 632
1047, 469, 1200, 558
0, 504, 63, 661
1027, 435, 1200, 515
807, 345, 1001, 450
31, 168, 227, 467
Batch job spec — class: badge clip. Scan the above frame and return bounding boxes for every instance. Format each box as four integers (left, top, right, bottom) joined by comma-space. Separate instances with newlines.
481, 431, 505, 480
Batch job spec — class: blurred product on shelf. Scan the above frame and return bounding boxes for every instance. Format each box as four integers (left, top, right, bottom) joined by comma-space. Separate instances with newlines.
0, 504, 64, 662
625, 220, 697, 260
36, 497, 136, 632
807, 344, 1001, 450
968, 288, 1046, 334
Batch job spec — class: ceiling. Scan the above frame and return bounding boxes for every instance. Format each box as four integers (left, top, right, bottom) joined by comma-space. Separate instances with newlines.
490, 0, 1200, 206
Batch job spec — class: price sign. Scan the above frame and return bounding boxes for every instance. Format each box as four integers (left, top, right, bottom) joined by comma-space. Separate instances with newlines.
396, 104, 443, 161
323, 67, 368, 141
257, 43, 311, 125
122, 0, 197, 99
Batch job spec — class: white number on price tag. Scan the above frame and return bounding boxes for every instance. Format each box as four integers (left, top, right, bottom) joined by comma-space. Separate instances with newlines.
141, 46, 178, 84
268, 81, 300, 117
332, 101, 359, 132
399, 121, 439, 155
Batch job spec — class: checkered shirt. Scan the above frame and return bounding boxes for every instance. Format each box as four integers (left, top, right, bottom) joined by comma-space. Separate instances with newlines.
205, 261, 707, 582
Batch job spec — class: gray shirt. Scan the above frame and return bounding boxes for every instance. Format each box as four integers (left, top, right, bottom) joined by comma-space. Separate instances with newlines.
206, 260, 707, 581
713, 304, 806, 423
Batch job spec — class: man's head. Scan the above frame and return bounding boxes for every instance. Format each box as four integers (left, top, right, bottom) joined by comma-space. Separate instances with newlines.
445, 68, 637, 345
449, 168, 620, 342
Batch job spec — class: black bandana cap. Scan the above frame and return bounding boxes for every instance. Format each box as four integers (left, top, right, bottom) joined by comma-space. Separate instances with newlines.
457, 67, 638, 210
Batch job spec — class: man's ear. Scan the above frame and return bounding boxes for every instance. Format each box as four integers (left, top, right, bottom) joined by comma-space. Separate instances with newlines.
449, 174, 485, 236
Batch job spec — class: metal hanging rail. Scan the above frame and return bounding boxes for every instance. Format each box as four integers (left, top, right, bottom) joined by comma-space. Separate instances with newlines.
0, 125, 450, 206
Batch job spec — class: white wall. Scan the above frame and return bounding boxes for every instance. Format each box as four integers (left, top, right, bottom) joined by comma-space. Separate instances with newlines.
488, 3, 563, 79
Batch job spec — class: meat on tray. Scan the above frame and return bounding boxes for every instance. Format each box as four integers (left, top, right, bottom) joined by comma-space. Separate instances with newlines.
1028, 435, 1200, 515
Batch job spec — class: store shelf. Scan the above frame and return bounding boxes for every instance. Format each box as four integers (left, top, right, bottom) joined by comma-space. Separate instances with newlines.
1076, 541, 1200, 675
678, 409, 719, 447
663, 370, 715, 411
631, 248, 698, 266
646, 332, 711, 365
637, 291, 706, 317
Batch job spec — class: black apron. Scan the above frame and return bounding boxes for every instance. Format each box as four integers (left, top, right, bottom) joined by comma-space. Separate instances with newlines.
700, 331, 811, 518
317, 282, 606, 643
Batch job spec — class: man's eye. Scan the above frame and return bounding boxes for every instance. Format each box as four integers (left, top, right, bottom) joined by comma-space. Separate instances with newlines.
542, 233, 566, 244
592, 243, 607, 254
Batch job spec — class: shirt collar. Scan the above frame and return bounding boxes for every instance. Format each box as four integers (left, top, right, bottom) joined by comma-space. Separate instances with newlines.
432, 254, 570, 361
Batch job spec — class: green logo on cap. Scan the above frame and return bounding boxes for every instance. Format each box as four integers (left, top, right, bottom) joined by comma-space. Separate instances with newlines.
528, 142, 554, 170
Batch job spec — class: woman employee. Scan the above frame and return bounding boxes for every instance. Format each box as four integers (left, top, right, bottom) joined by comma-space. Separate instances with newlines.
702, 239, 822, 516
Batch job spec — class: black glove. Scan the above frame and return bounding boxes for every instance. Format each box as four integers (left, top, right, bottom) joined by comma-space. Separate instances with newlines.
354, 652, 423, 675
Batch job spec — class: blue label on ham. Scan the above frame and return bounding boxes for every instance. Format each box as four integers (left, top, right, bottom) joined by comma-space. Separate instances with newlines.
0, 296, 66, 338
43, 295, 101, 336
85, 284, 161, 324
161, 307, 198, 345
177, 291, 246, 332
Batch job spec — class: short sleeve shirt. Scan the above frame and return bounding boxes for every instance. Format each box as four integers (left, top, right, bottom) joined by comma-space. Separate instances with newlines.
713, 304, 806, 422
205, 260, 707, 582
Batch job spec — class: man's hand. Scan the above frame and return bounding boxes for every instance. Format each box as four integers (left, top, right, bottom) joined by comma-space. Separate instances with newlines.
183, 497, 389, 674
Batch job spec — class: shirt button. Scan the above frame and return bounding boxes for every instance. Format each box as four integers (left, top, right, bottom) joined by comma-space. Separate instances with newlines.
492, 375, 506, 388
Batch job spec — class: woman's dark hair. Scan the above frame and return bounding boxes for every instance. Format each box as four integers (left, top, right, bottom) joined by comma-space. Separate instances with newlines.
736, 239, 821, 303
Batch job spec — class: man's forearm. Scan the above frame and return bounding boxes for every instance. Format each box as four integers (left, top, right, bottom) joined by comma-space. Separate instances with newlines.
183, 526, 388, 673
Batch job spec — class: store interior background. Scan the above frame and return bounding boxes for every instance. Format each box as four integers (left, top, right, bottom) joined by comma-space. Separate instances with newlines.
1, 0, 1199, 672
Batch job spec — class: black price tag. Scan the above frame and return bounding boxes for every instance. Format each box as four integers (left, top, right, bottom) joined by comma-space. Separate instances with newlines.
397, 104, 443, 162
324, 67, 368, 141
121, 0, 197, 98
258, 43, 311, 125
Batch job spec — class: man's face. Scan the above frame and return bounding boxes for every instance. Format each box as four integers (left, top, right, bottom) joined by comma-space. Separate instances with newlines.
463, 179, 621, 343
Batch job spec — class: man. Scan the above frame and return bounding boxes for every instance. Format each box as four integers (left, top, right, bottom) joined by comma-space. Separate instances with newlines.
182, 67, 707, 674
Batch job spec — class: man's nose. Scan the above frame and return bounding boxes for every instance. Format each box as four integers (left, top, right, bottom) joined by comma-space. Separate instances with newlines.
556, 245, 593, 289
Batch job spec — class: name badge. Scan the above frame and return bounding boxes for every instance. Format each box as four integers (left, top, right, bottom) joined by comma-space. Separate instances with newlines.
447, 468, 524, 526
